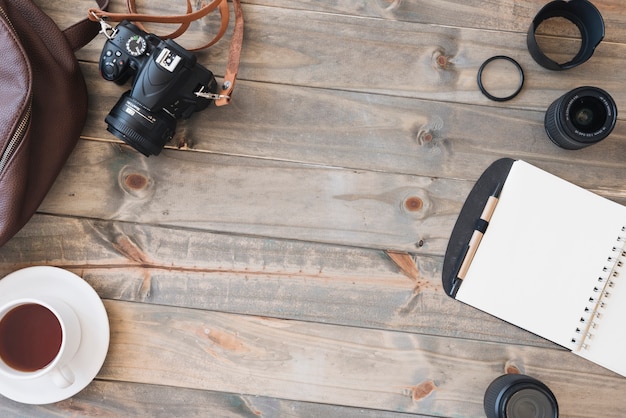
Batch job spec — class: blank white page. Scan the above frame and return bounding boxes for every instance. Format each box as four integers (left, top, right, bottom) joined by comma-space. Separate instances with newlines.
456, 160, 626, 350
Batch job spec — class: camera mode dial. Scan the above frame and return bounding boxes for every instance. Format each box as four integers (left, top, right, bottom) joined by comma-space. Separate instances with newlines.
126, 35, 147, 57
98, 21, 151, 85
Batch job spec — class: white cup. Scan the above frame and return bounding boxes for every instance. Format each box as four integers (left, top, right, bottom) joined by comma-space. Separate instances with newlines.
0, 297, 82, 388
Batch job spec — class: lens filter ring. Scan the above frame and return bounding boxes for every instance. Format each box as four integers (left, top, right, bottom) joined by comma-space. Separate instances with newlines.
477, 56, 525, 102
484, 374, 559, 418
527, 0, 605, 71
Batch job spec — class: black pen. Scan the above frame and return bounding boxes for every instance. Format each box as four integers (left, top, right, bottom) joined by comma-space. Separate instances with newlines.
451, 182, 503, 297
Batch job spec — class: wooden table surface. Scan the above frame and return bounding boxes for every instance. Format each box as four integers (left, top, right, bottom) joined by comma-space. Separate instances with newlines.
2, 0, 625, 416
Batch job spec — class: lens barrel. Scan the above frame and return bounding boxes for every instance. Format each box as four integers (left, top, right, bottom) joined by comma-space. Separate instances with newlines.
544, 86, 617, 150
105, 93, 177, 156
484, 374, 558, 418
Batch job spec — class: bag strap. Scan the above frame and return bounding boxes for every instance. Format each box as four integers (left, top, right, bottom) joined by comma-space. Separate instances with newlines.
87, 0, 243, 106
63, 0, 111, 51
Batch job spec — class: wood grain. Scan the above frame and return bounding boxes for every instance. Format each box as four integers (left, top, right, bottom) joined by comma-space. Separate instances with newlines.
246, 0, 626, 44
47, 2, 626, 114
0, 214, 554, 348
38, 140, 469, 253
80, 68, 626, 195
39, 0, 626, 40
0, 1, 621, 416
0, 380, 427, 417
98, 299, 626, 417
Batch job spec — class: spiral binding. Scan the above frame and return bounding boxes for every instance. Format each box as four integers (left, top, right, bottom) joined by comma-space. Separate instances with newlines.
571, 226, 626, 351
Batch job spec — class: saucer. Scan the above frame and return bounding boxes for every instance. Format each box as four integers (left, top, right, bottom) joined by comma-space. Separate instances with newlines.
0, 266, 109, 404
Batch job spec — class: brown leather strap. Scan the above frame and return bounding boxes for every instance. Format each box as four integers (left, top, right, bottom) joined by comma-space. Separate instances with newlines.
215, 0, 242, 106
88, 0, 243, 105
88, 0, 222, 29
127, 0, 192, 40
63, 0, 110, 51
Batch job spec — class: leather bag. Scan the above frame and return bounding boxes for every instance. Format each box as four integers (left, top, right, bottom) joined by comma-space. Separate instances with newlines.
0, 0, 242, 247
0, 0, 108, 246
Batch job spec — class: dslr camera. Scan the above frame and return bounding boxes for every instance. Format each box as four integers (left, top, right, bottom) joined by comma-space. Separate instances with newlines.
99, 21, 218, 156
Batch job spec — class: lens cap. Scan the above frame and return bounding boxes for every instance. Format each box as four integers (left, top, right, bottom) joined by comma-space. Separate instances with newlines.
484, 374, 559, 418
527, 0, 605, 70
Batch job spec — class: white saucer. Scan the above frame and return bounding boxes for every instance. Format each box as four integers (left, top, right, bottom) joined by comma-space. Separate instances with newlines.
0, 266, 109, 405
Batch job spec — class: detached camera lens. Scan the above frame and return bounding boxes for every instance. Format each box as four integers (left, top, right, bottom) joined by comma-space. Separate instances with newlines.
544, 86, 617, 150
484, 374, 558, 418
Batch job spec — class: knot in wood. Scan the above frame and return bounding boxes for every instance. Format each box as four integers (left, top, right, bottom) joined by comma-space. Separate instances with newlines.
409, 380, 438, 401
436, 54, 448, 68
415, 129, 438, 146
504, 359, 525, 375
118, 167, 154, 199
125, 173, 148, 190
404, 196, 423, 212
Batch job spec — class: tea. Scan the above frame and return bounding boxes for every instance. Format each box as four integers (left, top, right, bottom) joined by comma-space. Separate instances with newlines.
0, 303, 63, 372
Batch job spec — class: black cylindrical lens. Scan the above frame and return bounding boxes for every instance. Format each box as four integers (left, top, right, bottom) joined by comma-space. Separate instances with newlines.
544, 86, 617, 150
105, 92, 177, 156
484, 374, 558, 418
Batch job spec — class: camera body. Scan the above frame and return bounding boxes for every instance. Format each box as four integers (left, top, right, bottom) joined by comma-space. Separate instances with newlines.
99, 21, 218, 156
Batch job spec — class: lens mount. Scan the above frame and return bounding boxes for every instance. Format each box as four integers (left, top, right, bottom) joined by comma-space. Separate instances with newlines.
527, 0, 605, 71
544, 86, 617, 150
484, 374, 558, 418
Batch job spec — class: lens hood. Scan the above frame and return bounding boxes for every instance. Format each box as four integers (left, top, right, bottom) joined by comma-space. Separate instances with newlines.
484, 374, 558, 418
527, 0, 605, 70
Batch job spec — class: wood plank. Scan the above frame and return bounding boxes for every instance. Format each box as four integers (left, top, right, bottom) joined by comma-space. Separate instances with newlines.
245, 0, 626, 44
41, 0, 626, 45
81, 67, 626, 196
0, 380, 426, 418
34, 2, 626, 193
39, 139, 626, 256
43, 2, 626, 114
0, 214, 552, 348
38, 140, 469, 254
96, 299, 626, 417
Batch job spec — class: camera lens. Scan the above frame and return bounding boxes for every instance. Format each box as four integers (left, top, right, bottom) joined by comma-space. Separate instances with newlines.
105, 92, 177, 156
544, 86, 617, 150
484, 374, 558, 418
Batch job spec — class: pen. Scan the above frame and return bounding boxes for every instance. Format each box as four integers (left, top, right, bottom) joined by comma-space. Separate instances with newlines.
451, 182, 503, 296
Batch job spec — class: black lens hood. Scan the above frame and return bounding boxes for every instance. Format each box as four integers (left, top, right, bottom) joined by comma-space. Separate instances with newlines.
527, 0, 605, 70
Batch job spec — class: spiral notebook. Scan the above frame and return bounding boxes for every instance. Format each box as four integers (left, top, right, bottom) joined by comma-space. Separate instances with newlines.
442, 159, 626, 377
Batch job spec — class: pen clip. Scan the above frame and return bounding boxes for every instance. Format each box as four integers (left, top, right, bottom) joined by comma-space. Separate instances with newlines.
450, 182, 503, 298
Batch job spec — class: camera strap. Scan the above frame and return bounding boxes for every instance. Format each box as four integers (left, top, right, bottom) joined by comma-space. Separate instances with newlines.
88, 0, 243, 106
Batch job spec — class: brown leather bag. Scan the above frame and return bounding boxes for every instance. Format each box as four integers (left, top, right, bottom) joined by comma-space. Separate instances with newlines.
0, 0, 243, 247
0, 0, 108, 246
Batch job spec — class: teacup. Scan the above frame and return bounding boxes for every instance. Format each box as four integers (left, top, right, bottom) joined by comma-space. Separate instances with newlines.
0, 297, 82, 388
